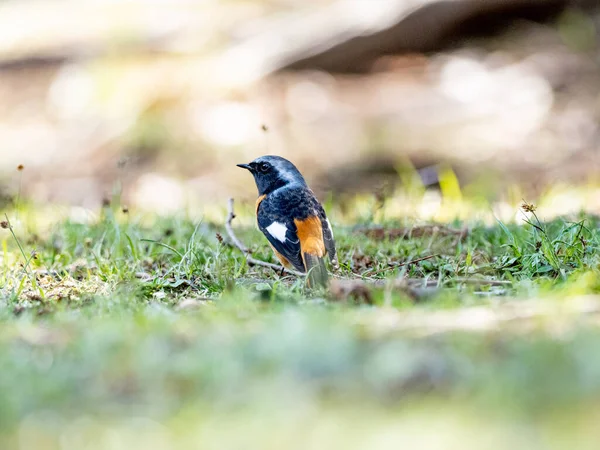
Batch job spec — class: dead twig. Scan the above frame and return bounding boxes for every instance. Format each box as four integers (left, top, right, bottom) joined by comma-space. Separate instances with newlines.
449, 277, 512, 287
358, 225, 467, 240
395, 254, 438, 268
366, 276, 511, 290
225, 198, 304, 277
330, 278, 438, 304
225, 198, 250, 253
331, 275, 513, 305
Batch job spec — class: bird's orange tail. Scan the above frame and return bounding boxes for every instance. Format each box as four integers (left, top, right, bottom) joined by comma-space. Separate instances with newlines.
295, 216, 328, 287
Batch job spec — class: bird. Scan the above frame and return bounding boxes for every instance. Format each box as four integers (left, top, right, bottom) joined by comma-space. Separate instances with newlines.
237, 155, 338, 287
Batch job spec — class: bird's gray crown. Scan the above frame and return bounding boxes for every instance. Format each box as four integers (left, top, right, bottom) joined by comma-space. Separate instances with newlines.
238, 155, 307, 195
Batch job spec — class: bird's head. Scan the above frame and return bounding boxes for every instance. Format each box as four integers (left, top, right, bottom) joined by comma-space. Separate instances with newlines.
237, 155, 306, 195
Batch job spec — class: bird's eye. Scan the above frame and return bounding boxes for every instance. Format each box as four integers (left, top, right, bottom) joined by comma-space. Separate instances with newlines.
259, 162, 270, 173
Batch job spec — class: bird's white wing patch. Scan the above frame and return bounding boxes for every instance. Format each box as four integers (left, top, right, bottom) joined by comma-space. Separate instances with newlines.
266, 221, 288, 243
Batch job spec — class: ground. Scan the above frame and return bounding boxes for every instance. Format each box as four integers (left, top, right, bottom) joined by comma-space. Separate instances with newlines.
2, 193, 600, 450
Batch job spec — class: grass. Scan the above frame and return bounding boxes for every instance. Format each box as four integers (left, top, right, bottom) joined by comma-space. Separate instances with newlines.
2, 195, 600, 449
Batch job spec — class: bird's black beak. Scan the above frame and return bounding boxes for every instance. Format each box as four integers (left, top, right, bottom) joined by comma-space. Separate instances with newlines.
236, 163, 252, 171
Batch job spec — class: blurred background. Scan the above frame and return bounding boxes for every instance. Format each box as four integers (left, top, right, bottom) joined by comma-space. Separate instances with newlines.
1, 0, 599, 215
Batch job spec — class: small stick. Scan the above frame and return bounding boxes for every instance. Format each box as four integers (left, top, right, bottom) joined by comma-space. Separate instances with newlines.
395, 254, 438, 268
225, 198, 304, 277
370, 277, 511, 288
449, 278, 512, 286
224, 198, 250, 253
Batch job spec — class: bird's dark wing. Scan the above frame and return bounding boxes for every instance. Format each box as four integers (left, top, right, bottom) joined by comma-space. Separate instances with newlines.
257, 202, 305, 272
317, 205, 338, 268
